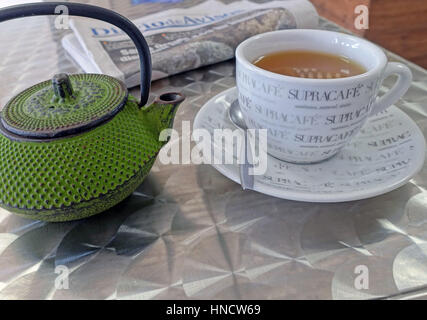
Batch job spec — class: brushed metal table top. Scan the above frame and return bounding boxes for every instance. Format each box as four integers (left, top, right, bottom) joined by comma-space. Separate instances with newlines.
0, 10, 426, 300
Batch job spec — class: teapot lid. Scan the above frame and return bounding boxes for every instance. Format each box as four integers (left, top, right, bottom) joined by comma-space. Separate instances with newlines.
1, 73, 128, 139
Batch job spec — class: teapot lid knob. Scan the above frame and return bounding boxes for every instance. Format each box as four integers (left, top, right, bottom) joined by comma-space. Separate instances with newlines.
52, 73, 74, 100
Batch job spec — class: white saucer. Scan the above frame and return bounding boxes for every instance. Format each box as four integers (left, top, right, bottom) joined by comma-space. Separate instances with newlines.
193, 87, 426, 202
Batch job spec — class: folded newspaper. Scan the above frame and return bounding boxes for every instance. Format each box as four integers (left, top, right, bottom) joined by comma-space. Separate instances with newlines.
62, 0, 319, 87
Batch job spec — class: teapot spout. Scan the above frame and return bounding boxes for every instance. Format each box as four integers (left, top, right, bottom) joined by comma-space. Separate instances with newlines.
141, 92, 185, 141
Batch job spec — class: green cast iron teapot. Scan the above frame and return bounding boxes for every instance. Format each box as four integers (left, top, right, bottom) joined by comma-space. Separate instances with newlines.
0, 2, 185, 222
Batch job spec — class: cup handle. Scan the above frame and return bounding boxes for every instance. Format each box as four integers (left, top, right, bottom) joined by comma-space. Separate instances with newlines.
370, 62, 412, 115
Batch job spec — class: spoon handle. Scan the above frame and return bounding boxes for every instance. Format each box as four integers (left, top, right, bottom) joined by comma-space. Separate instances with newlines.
240, 130, 254, 190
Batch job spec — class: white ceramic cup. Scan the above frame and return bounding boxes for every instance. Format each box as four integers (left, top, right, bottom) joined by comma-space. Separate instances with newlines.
236, 29, 413, 163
